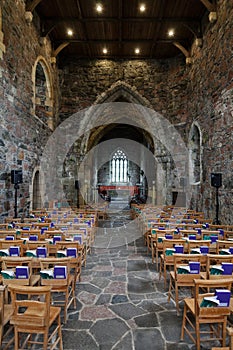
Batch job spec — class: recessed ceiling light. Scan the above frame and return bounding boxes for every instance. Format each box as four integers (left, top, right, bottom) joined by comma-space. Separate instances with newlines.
103, 48, 108, 54
139, 4, 146, 12
96, 3, 103, 13
67, 29, 73, 36
168, 29, 175, 37
135, 48, 140, 54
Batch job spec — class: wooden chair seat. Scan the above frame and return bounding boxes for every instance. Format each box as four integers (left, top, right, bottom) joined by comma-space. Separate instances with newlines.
8, 284, 63, 350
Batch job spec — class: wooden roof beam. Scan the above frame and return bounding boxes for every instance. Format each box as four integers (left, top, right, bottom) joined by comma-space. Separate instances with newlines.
26, 0, 43, 12
25, 0, 43, 23
51, 42, 70, 65
173, 42, 192, 65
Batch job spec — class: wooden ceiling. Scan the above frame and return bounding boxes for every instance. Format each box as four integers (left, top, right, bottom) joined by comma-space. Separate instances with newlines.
28, 0, 209, 60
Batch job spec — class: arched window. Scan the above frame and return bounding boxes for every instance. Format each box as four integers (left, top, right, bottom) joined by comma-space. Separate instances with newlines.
32, 57, 54, 130
189, 123, 202, 184
111, 149, 128, 183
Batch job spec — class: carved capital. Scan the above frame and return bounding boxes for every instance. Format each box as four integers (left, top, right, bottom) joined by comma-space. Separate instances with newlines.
25, 11, 33, 23
50, 56, 56, 65
209, 11, 217, 23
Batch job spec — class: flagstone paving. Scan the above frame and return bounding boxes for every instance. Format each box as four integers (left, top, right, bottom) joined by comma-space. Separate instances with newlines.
3, 207, 226, 349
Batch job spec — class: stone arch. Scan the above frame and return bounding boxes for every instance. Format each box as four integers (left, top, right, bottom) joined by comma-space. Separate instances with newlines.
29, 166, 45, 211
32, 56, 54, 130
80, 81, 154, 154
75, 82, 174, 205
188, 121, 202, 184
94, 80, 153, 108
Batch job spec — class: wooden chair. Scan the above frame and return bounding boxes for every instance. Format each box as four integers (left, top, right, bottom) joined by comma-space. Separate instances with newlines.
55, 241, 83, 282
1, 256, 40, 290
201, 230, 223, 252
8, 284, 63, 350
151, 232, 166, 269
181, 278, 233, 350
187, 239, 212, 268
167, 253, 206, 314
63, 230, 89, 266
159, 238, 185, 288
39, 257, 76, 323
0, 285, 14, 350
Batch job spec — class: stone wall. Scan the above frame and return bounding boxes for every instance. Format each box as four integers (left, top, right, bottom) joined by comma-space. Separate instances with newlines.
186, 0, 233, 223
0, 0, 58, 219
0, 0, 232, 223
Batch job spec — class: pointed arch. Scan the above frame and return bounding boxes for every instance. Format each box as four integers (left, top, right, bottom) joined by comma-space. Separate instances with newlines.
94, 80, 153, 108
29, 166, 43, 211
32, 56, 54, 130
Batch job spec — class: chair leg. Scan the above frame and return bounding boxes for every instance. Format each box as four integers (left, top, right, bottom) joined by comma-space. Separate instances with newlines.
156, 250, 158, 270
14, 327, 19, 350
180, 303, 186, 340
43, 329, 48, 350
175, 282, 180, 315
222, 319, 227, 347
58, 314, 63, 350
195, 319, 200, 350
167, 276, 172, 302
163, 265, 167, 289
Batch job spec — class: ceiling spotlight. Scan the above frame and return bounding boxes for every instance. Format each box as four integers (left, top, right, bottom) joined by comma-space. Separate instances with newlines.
139, 4, 146, 12
168, 29, 175, 37
135, 48, 140, 54
103, 48, 108, 54
96, 3, 103, 13
67, 29, 73, 36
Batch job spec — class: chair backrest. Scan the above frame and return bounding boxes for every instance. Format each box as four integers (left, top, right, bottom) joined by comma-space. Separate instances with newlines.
162, 238, 186, 256
216, 240, 233, 254
8, 285, 51, 327
187, 239, 211, 265
1, 257, 33, 285
173, 253, 204, 282
25, 240, 49, 253
206, 254, 233, 279
0, 240, 24, 256
39, 257, 71, 286
193, 278, 233, 318
55, 241, 82, 255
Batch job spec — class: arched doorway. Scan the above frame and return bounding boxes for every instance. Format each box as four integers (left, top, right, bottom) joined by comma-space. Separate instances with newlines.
32, 170, 41, 210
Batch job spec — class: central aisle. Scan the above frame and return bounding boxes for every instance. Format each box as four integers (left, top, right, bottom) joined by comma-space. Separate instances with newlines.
62, 210, 198, 349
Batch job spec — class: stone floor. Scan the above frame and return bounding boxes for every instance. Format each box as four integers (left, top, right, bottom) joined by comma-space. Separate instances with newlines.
62, 207, 225, 350
4, 206, 228, 349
